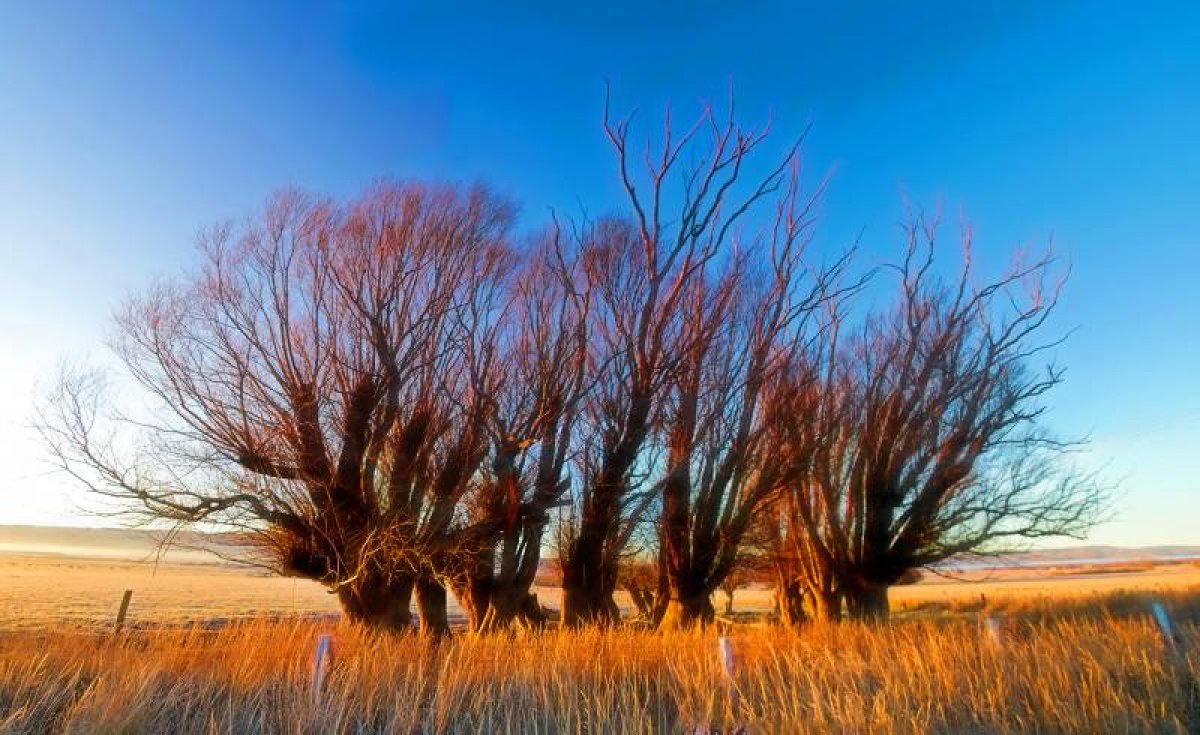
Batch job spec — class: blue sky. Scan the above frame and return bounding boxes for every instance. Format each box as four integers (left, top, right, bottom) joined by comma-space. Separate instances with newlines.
1, 1, 1197, 545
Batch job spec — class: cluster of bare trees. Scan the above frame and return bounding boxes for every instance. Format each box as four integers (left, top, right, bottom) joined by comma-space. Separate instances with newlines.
764, 221, 1104, 623
38, 93, 1106, 633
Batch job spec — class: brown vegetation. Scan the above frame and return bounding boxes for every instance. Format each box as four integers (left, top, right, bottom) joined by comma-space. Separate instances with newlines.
1, 587, 1196, 733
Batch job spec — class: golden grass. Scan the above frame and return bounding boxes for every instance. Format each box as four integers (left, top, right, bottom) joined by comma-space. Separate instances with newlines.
1, 591, 1197, 734
3, 553, 1200, 732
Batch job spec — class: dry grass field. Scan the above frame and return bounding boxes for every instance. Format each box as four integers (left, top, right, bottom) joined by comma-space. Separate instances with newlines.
0, 554, 343, 629
2, 541, 1200, 732
0, 604, 1197, 733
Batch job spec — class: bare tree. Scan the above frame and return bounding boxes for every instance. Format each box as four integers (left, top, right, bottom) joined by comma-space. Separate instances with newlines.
554, 212, 673, 626
775, 215, 1107, 621
557, 89, 822, 626
447, 231, 591, 631
39, 183, 516, 634
650, 158, 852, 629
765, 352, 847, 623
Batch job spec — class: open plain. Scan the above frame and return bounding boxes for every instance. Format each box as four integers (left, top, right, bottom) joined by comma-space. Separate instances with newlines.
3, 531, 1199, 628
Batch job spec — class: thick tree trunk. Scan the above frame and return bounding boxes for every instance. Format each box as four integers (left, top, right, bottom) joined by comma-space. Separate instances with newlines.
520, 592, 548, 628
336, 573, 414, 632
474, 553, 552, 632
776, 580, 807, 627
605, 594, 622, 621
480, 506, 557, 632
449, 573, 492, 632
560, 547, 618, 627
561, 580, 617, 626
808, 588, 842, 622
846, 582, 889, 621
657, 594, 715, 630
563, 420, 647, 628
414, 576, 450, 636
481, 589, 545, 631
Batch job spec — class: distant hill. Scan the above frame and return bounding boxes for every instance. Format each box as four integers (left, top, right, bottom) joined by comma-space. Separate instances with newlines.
941, 545, 1200, 570
0, 524, 247, 565
2, 524, 1197, 570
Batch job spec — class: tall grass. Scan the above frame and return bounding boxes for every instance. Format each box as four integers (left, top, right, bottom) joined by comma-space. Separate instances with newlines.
1, 591, 1197, 733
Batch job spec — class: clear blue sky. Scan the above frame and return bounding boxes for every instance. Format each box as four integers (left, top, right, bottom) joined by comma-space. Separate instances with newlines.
1, 1, 1196, 545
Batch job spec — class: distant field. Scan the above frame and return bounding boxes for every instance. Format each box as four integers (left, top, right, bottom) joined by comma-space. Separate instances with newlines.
3, 544, 1199, 629
0, 553, 342, 628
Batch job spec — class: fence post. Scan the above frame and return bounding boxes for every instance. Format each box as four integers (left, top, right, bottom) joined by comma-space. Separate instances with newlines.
1150, 601, 1174, 648
114, 589, 133, 633
983, 614, 1004, 649
717, 636, 735, 678
717, 635, 739, 720
311, 633, 334, 696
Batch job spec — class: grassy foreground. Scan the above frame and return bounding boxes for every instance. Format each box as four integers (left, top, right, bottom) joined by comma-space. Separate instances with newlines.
1, 591, 1197, 734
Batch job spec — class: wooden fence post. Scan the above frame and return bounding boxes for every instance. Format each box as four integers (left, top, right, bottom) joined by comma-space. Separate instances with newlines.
717, 636, 735, 678
114, 589, 133, 633
983, 614, 1004, 649
1150, 601, 1175, 648
311, 633, 334, 696
717, 636, 739, 720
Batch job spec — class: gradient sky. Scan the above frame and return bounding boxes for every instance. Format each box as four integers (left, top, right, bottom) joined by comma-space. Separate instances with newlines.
1, 1, 1196, 545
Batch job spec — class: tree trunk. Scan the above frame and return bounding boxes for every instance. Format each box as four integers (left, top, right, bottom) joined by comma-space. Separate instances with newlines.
520, 592, 547, 628
649, 589, 669, 627
336, 573, 414, 632
560, 549, 618, 627
449, 574, 492, 632
808, 588, 842, 622
624, 586, 655, 620
563, 436, 644, 628
846, 582, 889, 621
474, 546, 550, 632
657, 594, 715, 630
605, 593, 622, 621
414, 576, 450, 636
723, 589, 735, 616
776, 580, 807, 627
481, 589, 546, 632
561, 579, 617, 626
